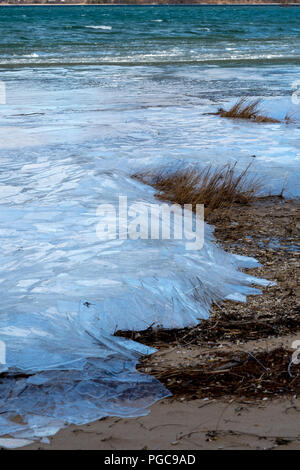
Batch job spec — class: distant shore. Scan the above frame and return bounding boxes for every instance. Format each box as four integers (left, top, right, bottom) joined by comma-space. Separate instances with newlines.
0, 3, 299, 6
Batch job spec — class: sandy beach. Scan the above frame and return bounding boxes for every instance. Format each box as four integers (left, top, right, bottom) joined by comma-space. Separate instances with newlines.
23, 398, 300, 450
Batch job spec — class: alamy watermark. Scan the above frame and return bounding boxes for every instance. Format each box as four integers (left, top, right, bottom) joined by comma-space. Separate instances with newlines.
96, 196, 204, 251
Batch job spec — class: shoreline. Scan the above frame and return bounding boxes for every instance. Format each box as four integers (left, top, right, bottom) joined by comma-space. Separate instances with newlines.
24, 397, 300, 450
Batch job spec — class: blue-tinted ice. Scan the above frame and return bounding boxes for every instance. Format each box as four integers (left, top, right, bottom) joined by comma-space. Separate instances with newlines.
0, 168, 273, 441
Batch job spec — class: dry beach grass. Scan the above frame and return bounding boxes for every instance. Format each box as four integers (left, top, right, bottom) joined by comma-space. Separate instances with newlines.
133, 163, 261, 218
209, 97, 295, 124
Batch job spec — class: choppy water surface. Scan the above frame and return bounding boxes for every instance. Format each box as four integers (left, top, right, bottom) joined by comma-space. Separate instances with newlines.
1, 5, 300, 194
0, 6, 299, 444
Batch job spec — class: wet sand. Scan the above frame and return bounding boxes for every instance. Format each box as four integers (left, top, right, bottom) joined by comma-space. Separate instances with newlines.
24, 397, 300, 450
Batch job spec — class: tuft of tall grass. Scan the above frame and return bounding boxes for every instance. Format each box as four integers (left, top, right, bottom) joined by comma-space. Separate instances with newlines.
133, 163, 261, 218
211, 98, 296, 124
212, 98, 280, 123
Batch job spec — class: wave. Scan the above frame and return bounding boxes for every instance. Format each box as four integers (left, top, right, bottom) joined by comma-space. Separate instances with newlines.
84, 25, 112, 31
2, 55, 300, 69
22, 53, 40, 58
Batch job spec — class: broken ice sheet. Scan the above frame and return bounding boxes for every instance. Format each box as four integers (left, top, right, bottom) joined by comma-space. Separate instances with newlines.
0, 157, 273, 444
